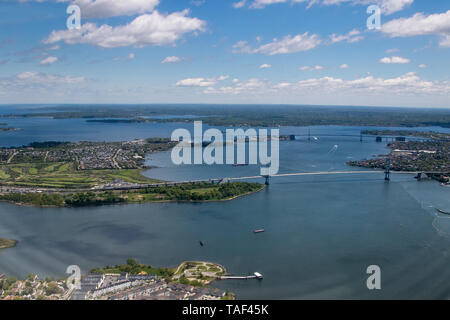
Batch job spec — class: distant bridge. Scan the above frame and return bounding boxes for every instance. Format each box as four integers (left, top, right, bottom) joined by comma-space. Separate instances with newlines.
281, 133, 436, 143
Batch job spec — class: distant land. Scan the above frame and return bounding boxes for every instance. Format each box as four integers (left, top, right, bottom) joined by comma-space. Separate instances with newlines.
349, 130, 450, 182
2, 105, 450, 128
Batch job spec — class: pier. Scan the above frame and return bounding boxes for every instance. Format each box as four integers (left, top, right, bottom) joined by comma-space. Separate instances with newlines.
220, 272, 263, 280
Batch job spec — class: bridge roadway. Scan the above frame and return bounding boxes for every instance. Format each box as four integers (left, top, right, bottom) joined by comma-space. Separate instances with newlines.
5, 170, 443, 194
86, 170, 425, 192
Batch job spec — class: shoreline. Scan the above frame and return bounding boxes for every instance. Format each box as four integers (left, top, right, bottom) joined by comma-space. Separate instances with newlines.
0, 183, 266, 208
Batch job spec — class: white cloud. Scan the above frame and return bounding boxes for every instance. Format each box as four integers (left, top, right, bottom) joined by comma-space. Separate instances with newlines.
20, 0, 160, 18
418, 64, 426, 68
40, 56, 58, 65
232, 0, 247, 8
204, 78, 270, 95
379, 56, 410, 64
439, 35, 450, 48
0, 71, 88, 102
250, 0, 287, 9
44, 10, 206, 48
378, 0, 414, 15
217, 75, 230, 81
1, 71, 85, 91
385, 48, 399, 53
340, 64, 349, 69
259, 63, 272, 69
381, 10, 450, 47
176, 75, 229, 87
161, 56, 183, 63
202, 72, 450, 98
233, 32, 321, 55
330, 29, 364, 44
247, 0, 413, 14
74, 0, 159, 18
299, 65, 323, 71
176, 78, 216, 87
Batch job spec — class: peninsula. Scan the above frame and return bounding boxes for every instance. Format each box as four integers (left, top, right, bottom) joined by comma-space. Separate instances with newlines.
0, 138, 264, 207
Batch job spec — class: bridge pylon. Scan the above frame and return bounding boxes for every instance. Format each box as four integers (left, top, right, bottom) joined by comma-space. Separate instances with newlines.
384, 158, 391, 181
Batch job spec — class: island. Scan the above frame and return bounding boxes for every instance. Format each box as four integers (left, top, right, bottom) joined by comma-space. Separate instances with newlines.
0, 138, 264, 207
0, 238, 18, 250
0, 259, 235, 300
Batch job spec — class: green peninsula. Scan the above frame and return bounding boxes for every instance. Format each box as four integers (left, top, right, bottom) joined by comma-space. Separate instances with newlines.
0, 138, 264, 207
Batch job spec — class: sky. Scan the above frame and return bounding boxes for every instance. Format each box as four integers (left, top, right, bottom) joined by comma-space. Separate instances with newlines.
0, 0, 449, 108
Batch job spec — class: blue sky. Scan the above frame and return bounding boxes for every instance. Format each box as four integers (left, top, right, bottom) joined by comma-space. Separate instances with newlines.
0, 0, 449, 107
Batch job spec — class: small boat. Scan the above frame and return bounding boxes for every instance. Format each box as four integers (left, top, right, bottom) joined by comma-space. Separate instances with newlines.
199, 241, 204, 247
436, 208, 450, 215
253, 229, 265, 234
253, 272, 263, 279
232, 164, 248, 167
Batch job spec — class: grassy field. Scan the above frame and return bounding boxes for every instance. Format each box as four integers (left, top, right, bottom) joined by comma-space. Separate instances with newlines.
0, 162, 160, 189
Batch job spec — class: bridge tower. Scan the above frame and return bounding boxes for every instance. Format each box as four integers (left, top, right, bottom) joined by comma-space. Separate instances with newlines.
384, 158, 391, 181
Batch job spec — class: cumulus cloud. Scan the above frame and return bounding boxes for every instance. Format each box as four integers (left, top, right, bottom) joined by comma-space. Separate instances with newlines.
379, 56, 410, 64
43, 10, 206, 48
340, 64, 349, 69
381, 10, 450, 47
233, 32, 321, 55
203, 72, 450, 97
330, 29, 364, 44
176, 75, 229, 87
203, 78, 270, 95
259, 63, 272, 69
40, 56, 58, 65
418, 64, 426, 68
19, 0, 160, 18
161, 56, 183, 63
232, 0, 247, 8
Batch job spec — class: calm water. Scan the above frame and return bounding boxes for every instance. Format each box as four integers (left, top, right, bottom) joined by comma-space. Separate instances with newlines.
0, 116, 449, 299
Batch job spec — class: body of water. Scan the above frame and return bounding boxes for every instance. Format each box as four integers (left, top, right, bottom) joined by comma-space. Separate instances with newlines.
0, 117, 449, 299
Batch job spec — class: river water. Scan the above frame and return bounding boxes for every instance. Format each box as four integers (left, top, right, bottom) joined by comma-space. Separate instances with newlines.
0, 116, 449, 299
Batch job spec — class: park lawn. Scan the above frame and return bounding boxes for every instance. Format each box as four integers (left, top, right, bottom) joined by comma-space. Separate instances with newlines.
0, 170, 10, 180
0, 162, 160, 189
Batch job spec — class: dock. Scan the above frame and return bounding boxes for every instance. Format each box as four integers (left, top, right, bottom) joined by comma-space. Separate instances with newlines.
220, 272, 263, 280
